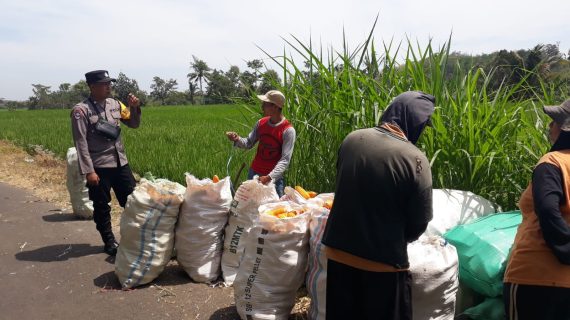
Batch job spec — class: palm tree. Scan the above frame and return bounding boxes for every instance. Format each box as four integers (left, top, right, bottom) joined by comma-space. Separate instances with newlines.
187, 56, 211, 95
187, 81, 197, 104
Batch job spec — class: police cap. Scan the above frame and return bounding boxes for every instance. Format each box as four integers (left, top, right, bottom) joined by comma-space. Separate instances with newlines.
85, 70, 116, 84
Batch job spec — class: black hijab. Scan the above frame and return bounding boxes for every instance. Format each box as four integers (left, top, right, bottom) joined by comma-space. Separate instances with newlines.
379, 91, 436, 145
550, 130, 570, 152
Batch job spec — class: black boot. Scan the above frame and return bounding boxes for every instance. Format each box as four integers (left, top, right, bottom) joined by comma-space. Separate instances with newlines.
93, 202, 117, 255
104, 240, 119, 256
98, 229, 119, 256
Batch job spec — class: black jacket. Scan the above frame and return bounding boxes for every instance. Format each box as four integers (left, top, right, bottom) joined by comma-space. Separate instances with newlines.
532, 131, 570, 265
322, 91, 435, 268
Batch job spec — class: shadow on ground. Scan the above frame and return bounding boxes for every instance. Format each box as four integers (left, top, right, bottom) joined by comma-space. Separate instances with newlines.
42, 212, 92, 222
93, 263, 193, 290
209, 306, 239, 320
15, 243, 102, 262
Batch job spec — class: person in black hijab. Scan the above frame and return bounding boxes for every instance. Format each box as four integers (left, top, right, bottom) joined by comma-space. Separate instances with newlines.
503, 99, 570, 320
322, 91, 435, 320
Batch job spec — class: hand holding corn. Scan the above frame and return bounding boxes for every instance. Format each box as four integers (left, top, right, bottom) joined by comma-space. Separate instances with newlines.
127, 93, 140, 108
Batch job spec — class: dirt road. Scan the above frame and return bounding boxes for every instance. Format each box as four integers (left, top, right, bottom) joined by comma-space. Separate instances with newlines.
0, 140, 308, 319
0, 182, 239, 319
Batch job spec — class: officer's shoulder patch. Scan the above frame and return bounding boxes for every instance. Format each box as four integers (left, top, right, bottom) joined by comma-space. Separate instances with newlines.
71, 105, 85, 119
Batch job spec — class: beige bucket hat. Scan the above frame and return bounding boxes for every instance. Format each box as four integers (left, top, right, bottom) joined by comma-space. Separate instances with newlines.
257, 90, 285, 108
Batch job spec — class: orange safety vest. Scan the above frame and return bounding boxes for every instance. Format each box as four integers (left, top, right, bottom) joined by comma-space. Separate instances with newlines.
504, 150, 570, 288
251, 117, 291, 175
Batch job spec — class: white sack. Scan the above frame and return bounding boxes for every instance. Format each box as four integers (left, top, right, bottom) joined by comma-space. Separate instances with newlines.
305, 193, 334, 320
65, 147, 93, 219
221, 179, 279, 285
409, 236, 459, 320
427, 189, 496, 236
234, 201, 309, 320
175, 174, 232, 282
115, 178, 185, 289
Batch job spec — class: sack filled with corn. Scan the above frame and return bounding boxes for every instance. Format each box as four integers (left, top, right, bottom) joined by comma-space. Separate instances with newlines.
408, 235, 459, 320
115, 178, 185, 289
281, 186, 327, 210
306, 193, 334, 320
428, 189, 497, 237
261, 201, 307, 220
221, 178, 279, 285
234, 200, 310, 320
281, 185, 318, 200
176, 173, 232, 283
65, 147, 93, 219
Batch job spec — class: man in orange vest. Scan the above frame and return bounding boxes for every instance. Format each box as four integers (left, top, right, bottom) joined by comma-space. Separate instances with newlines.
226, 90, 296, 197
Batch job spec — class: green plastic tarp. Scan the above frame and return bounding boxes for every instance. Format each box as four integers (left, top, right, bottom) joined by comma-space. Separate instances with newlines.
463, 297, 505, 320
444, 211, 522, 297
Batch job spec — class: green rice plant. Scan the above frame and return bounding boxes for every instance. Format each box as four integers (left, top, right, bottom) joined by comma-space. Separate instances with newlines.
0, 105, 257, 186
0, 108, 73, 155
124, 105, 257, 184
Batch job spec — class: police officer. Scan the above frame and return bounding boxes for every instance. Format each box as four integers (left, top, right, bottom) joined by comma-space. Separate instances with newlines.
70, 70, 142, 256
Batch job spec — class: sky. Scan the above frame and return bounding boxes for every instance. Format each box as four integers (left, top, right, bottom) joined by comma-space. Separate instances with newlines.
1, 0, 569, 101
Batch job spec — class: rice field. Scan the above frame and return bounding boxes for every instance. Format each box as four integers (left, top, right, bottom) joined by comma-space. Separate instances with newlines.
0, 105, 261, 186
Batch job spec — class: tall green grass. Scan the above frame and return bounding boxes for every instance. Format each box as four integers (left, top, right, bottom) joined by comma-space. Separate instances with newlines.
261, 28, 556, 210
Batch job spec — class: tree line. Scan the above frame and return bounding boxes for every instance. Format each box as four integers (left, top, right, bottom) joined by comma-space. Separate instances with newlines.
1, 56, 281, 110
445, 43, 570, 98
1, 42, 569, 110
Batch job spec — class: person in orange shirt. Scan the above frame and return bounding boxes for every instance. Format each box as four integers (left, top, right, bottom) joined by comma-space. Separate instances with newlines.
503, 99, 570, 320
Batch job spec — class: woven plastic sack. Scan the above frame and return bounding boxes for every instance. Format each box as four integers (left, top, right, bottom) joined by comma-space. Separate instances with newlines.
65, 147, 93, 219
443, 211, 522, 297
427, 189, 497, 237
175, 174, 232, 283
115, 178, 185, 289
234, 201, 309, 320
409, 236, 459, 320
306, 193, 334, 320
221, 179, 279, 285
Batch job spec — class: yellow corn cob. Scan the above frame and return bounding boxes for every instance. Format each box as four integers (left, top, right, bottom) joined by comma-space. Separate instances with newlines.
266, 207, 286, 216
295, 186, 311, 200
119, 101, 131, 120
